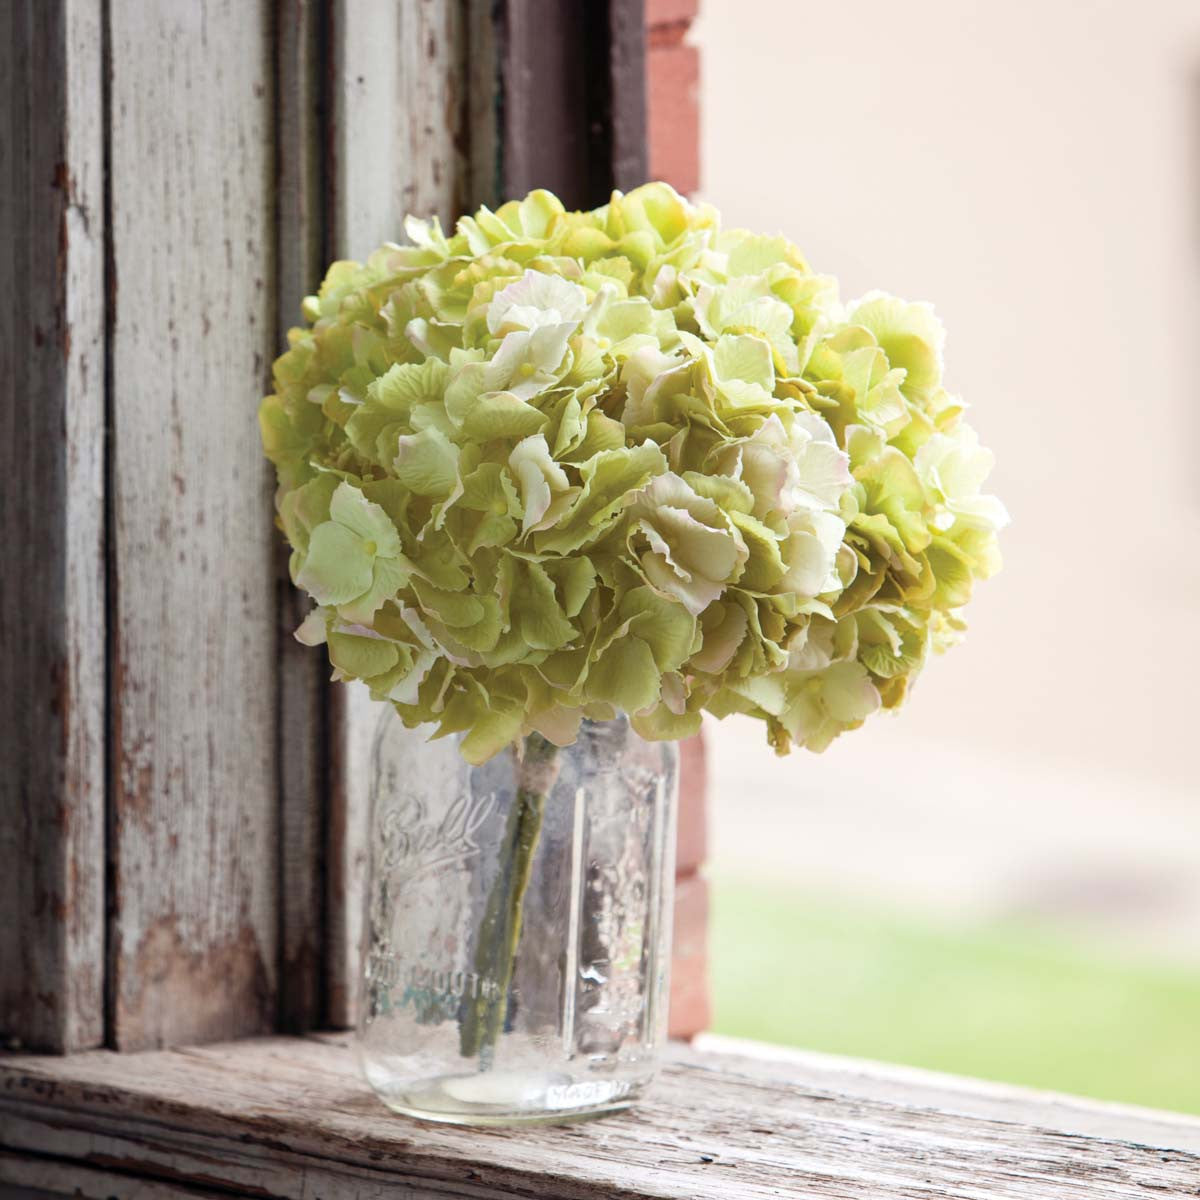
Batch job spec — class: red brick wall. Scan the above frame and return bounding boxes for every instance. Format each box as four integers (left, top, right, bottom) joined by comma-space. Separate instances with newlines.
649, 1, 709, 1042
647, 0, 700, 195
670, 733, 710, 1038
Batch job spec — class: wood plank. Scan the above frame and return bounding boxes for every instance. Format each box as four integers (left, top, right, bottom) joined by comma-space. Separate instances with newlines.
273, 0, 330, 1035
319, 0, 660, 1034
323, 683, 374, 1029
395, 0, 471, 223
3, 1036, 1200, 1198
498, 0, 647, 206
318, 0, 656, 1031
323, 0, 492, 1030
0, 0, 107, 1053
498, 0, 601, 205
106, 0, 279, 1049
607, 0, 650, 193
327, 0, 402, 258
324, 0, 406, 1028
695, 1033, 1200, 1153
0, 1153, 229, 1200
0, 1184, 68, 1200
465, 0, 502, 210
328, 0, 477, 256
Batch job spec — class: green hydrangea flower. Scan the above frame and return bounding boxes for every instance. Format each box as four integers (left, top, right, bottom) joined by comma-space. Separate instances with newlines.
261, 183, 1006, 764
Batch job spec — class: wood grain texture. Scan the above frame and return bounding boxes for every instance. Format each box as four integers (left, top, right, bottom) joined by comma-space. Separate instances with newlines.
498, 0, 647, 207
395, 0, 471, 223
607, 0, 649, 192
0, 0, 107, 1053
329, 0, 475, 256
323, 0, 493, 1029
498, 0, 602, 206
0, 1153, 228, 1200
465, 0, 502, 210
324, 682, 375, 1029
3, 1035, 1200, 1198
273, 0, 330, 1035
323, 0, 399, 1021
106, 0, 279, 1049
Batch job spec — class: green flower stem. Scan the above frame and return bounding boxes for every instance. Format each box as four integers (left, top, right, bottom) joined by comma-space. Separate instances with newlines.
459, 732, 560, 1063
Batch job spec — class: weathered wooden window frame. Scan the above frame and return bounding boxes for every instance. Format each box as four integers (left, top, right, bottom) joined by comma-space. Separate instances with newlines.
5, 2, 1200, 1195
4, 1034, 1200, 1197
2, 0, 652, 1056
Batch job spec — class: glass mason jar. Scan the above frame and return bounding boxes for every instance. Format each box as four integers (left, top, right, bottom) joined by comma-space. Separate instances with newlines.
355, 706, 679, 1125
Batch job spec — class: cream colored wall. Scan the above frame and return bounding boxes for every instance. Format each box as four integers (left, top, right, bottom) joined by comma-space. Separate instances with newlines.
695, 0, 1200, 800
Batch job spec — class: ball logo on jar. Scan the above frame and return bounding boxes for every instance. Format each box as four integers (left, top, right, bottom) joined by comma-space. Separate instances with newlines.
376, 789, 497, 879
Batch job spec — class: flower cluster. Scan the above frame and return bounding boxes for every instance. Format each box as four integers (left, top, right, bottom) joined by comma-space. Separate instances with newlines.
261, 184, 1005, 763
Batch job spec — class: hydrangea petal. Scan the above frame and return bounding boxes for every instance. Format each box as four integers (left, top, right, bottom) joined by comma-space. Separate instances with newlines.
620, 587, 696, 673
488, 269, 589, 334
327, 630, 400, 681
329, 482, 403, 557
294, 607, 329, 646
515, 561, 577, 651
296, 522, 374, 605
584, 636, 660, 713
509, 434, 572, 533
339, 554, 412, 625
394, 427, 459, 496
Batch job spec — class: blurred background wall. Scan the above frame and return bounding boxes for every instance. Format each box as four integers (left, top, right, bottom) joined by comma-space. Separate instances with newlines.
691, 0, 1200, 1110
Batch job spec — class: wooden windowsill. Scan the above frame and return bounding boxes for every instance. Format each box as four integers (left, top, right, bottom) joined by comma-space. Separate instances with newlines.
2, 1034, 1199, 1198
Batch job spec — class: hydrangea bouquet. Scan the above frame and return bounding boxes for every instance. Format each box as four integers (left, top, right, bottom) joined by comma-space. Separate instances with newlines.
261, 183, 1005, 1078
261, 182, 1005, 768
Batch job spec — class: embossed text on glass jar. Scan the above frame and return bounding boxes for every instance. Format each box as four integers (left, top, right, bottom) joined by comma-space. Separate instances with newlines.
355, 709, 679, 1125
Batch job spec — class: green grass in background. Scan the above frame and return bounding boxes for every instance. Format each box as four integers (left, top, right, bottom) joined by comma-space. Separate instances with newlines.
710, 872, 1200, 1115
